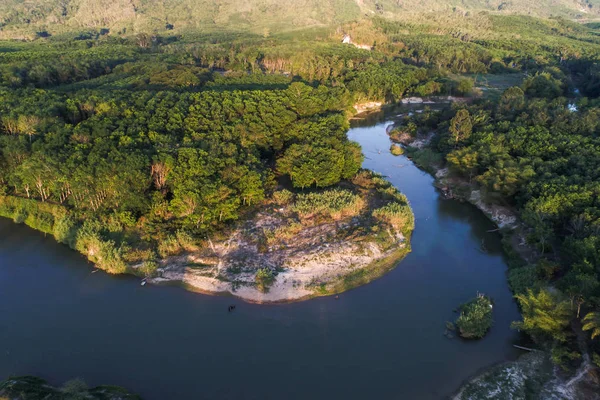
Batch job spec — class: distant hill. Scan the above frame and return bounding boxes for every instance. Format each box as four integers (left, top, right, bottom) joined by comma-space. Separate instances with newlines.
1, 0, 599, 39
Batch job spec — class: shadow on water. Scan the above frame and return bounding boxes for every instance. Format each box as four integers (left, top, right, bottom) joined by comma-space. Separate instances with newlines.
0, 105, 521, 400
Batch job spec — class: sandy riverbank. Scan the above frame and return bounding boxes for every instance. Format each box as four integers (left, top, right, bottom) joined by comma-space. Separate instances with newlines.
142, 175, 413, 303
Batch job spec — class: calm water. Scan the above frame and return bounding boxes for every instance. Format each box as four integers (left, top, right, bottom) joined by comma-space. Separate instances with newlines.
0, 110, 521, 399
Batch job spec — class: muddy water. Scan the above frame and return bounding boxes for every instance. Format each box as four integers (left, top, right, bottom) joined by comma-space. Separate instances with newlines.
0, 108, 520, 399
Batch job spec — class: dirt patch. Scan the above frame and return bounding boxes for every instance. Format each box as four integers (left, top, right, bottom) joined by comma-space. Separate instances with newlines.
353, 101, 382, 114
469, 190, 518, 229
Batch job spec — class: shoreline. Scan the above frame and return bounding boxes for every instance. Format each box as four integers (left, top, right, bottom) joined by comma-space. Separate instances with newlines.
1, 169, 415, 304
151, 245, 411, 304
145, 175, 414, 303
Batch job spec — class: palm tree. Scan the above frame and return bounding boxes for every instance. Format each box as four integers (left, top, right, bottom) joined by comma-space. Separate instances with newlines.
583, 312, 600, 340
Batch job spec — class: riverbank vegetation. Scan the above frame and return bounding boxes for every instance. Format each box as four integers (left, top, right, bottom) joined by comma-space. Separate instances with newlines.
1, 0, 600, 379
152, 170, 413, 301
0, 376, 140, 400
384, 16, 600, 373
455, 294, 494, 339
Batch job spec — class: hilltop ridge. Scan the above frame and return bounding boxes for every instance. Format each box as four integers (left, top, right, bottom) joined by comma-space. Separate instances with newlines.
1, 0, 599, 39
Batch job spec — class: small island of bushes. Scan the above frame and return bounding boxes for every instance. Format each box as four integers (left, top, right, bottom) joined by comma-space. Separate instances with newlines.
455, 294, 494, 339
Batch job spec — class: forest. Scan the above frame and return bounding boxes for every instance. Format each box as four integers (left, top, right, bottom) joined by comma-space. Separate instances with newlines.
1, 5, 600, 381
387, 21, 600, 368
417, 80, 600, 369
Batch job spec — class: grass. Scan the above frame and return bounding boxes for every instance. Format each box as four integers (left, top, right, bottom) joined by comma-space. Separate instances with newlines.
372, 202, 415, 234
293, 189, 364, 220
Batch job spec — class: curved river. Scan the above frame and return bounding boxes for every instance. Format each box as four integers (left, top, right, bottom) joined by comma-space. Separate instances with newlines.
0, 109, 521, 399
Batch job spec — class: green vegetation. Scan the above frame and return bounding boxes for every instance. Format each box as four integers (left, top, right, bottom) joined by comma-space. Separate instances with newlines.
455, 294, 494, 339
390, 144, 404, 156
293, 189, 364, 220
0, 0, 598, 41
370, 11, 600, 362
372, 202, 414, 235
0, 376, 140, 400
1, 0, 600, 379
255, 268, 276, 293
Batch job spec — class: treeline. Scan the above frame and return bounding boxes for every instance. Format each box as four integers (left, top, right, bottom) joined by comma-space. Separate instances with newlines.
408, 66, 600, 368
0, 82, 361, 269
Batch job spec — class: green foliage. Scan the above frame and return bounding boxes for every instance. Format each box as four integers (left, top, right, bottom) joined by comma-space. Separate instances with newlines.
255, 268, 276, 293
550, 345, 581, 371
522, 71, 566, 99
140, 261, 159, 278
75, 221, 127, 274
61, 378, 88, 397
583, 312, 600, 340
508, 265, 541, 295
449, 109, 473, 146
293, 189, 364, 220
456, 78, 475, 96
372, 202, 414, 234
390, 144, 404, 156
272, 189, 294, 206
512, 289, 572, 343
406, 148, 443, 174
53, 214, 78, 246
455, 295, 494, 339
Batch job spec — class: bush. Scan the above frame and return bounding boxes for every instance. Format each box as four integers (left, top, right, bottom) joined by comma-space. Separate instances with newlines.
61, 378, 88, 395
75, 221, 127, 273
372, 202, 414, 233
455, 295, 493, 339
176, 230, 198, 252
140, 261, 159, 278
53, 214, 78, 246
157, 235, 182, 258
508, 265, 540, 295
406, 148, 443, 174
293, 189, 364, 220
272, 189, 294, 205
255, 268, 276, 293
390, 144, 404, 156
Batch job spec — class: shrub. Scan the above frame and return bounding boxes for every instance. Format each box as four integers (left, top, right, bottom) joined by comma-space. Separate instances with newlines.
351, 170, 376, 189
61, 378, 88, 395
157, 234, 181, 258
255, 268, 276, 293
455, 295, 493, 339
293, 189, 364, 220
406, 148, 443, 174
373, 202, 414, 233
75, 221, 127, 273
508, 265, 540, 295
53, 214, 78, 246
176, 230, 198, 252
140, 261, 159, 278
272, 189, 294, 205
264, 222, 303, 245
390, 144, 404, 156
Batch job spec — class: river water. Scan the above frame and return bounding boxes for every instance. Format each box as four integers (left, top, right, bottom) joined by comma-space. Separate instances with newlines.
0, 108, 521, 399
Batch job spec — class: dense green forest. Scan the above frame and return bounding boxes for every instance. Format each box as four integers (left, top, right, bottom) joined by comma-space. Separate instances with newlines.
416, 83, 600, 368
385, 17, 600, 367
2, 1, 600, 381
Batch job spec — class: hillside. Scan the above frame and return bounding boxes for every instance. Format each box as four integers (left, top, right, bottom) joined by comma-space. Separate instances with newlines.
1, 0, 599, 39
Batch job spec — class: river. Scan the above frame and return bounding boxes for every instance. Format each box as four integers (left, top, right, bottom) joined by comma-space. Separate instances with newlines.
0, 108, 521, 399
